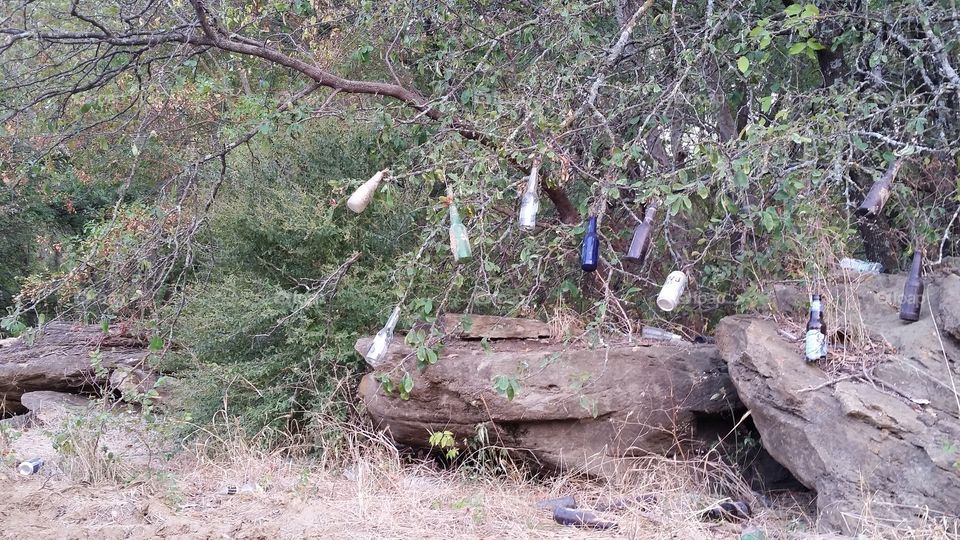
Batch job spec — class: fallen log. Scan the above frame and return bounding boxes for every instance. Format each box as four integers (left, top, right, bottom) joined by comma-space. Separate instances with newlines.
0, 322, 150, 409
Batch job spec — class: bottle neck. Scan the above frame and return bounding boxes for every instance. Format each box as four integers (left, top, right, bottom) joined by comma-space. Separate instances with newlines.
384, 306, 401, 332
524, 172, 538, 194
449, 203, 462, 225
910, 250, 923, 277
586, 215, 598, 234
643, 204, 657, 224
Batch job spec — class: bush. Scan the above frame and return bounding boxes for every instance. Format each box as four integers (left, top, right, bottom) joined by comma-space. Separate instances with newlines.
170, 122, 419, 440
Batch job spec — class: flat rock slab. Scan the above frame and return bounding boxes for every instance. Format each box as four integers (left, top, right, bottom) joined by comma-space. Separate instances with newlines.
357, 337, 740, 475
20, 390, 93, 424
439, 314, 552, 340
716, 260, 960, 534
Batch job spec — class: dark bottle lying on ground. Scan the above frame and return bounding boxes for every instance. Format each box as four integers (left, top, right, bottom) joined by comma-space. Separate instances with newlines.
900, 250, 924, 322
624, 204, 657, 264
580, 215, 599, 272
805, 294, 827, 362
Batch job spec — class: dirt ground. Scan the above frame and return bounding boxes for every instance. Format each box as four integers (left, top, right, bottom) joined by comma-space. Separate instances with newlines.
0, 402, 924, 540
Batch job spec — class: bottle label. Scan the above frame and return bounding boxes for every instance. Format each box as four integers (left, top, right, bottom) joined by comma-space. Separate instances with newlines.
804, 330, 826, 361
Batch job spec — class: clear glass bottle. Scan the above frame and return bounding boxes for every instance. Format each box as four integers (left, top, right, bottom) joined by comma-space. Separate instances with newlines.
448, 201, 473, 262
365, 306, 401, 366
641, 326, 682, 342
518, 171, 539, 231
804, 294, 827, 362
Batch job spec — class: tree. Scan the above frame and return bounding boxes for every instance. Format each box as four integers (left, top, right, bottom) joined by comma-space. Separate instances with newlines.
2, 0, 958, 335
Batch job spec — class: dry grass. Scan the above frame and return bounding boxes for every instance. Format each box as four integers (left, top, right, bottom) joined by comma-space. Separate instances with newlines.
2, 401, 958, 539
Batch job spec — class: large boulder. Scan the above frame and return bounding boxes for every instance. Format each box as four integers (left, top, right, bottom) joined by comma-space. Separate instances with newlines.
716, 259, 960, 533
357, 336, 740, 474
0, 322, 149, 406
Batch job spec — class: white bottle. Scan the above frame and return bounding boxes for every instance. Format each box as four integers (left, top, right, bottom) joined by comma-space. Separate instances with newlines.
656, 271, 688, 312
518, 170, 539, 231
365, 306, 402, 367
346, 169, 388, 214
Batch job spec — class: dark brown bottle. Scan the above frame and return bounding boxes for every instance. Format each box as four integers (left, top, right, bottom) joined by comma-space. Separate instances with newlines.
804, 294, 827, 362
900, 250, 924, 322
624, 204, 657, 264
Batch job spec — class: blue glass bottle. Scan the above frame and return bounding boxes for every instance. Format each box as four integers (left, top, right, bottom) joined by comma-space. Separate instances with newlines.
580, 215, 599, 272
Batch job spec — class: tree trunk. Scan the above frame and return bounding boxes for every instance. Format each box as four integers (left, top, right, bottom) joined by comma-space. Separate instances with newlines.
0, 322, 150, 408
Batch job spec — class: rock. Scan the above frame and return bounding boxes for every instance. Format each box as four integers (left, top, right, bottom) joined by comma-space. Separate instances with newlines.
20, 390, 93, 423
771, 283, 806, 317
535, 495, 576, 511
716, 257, 960, 535
0, 322, 149, 405
439, 313, 552, 339
938, 273, 960, 341
110, 367, 178, 405
357, 337, 740, 474
0, 411, 34, 429
552, 506, 616, 529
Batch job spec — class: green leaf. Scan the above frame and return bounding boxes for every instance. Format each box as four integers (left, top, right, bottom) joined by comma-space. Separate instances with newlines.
734, 169, 750, 189
148, 335, 164, 351
784, 4, 803, 16
802, 3, 820, 17
737, 56, 750, 74
760, 95, 773, 113
402, 374, 414, 394
788, 42, 806, 55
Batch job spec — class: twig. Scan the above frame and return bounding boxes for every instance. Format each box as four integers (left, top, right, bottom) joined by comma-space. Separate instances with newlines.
937, 204, 960, 263
258, 251, 362, 335
798, 373, 860, 394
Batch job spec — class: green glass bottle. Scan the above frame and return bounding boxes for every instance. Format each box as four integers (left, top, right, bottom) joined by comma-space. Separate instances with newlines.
448, 200, 473, 263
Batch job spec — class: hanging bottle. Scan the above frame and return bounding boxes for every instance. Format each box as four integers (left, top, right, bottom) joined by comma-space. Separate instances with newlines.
580, 215, 599, 272
855, 159, 902, 218
899, 250, 924, 322
347, 169, 388, 214
656, 270, 688, 311
365, 306, 401, 366
804, 294, 828, 362
625, 204, 657, 264
448, 190, 473, 262
518, 169, 540, 231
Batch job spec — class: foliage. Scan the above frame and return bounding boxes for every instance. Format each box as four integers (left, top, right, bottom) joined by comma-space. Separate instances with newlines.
168, 121, 420, 435
428, 430, 459, 460
1, 0, 958, 436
